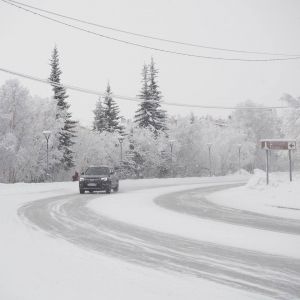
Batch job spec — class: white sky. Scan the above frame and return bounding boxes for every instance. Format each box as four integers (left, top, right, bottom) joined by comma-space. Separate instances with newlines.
1, 0, 300, 127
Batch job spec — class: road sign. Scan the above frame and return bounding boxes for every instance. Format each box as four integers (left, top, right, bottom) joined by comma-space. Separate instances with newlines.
260, 139, 297, 184
288, 141, 296, 150
261, 139, 296, 150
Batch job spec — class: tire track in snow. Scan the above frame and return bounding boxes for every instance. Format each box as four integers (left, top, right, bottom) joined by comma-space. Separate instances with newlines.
18, 185, 300, 300
155, 185, 300, 235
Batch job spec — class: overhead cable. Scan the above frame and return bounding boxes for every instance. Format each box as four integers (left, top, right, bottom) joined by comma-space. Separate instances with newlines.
1, 0, 300, 62
0, 67, 297, 110
3, 0, 299, 57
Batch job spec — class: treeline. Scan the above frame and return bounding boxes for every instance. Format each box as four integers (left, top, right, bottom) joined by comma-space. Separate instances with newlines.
0, 47, 299, 182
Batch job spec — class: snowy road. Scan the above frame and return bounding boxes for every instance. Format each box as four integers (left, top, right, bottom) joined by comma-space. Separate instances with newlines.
18, 182, 300, 300
155, 185, 300, 235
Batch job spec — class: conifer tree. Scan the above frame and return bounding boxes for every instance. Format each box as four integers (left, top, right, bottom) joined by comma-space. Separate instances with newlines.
134, 59, 167, 132
148, 58, 167, 131
49, 46, 76, 170
134, 64, 153, 128
93, 97, 106, 132
103, 83, 124, 134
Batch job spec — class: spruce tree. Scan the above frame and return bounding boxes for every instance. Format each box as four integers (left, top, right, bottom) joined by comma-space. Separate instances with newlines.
134, 59, 167, 132
102, 83, 124, 134
49, 46, 76, 170
134, 64, 154, 129
148, 58, 167, 131
93, 96, 106, 132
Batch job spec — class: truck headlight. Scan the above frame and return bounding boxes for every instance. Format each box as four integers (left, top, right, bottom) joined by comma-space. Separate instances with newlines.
102, 177, 108, 181
79, 177, 85, 181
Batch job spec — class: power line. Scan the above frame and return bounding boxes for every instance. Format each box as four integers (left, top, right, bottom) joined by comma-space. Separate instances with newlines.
0, 66, 297, 110
3, 0, 299, 58
2, 0, 300, 62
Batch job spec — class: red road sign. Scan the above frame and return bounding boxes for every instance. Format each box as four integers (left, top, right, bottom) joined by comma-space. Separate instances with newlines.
261, 140, 296, 150
261, 139, 297, 185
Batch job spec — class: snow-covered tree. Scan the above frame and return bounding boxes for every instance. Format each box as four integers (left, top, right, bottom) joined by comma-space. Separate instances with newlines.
0, 80, 30, 182
93, 96, 106, 132
231, 100, 282, 170
134, 59, 167, 133
123, 127, 168, 177
134, 64, 152, 128
200, 120, 254, 175
148, 58, 167, 132
0, 80, 61, 182
49, 46, 77, 170
166, 115, 255, 176
280, 94, 300, 169
102, 83, 124, 135
72, 126, 120, 172
281, 94, 300, 139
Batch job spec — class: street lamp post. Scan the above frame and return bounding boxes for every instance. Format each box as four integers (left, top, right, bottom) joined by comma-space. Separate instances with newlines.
207, 143, 212, 177
169, 139, 176, 177
43, 130, 51, 180
237, 144, 242, 174
118, 136, 124, 162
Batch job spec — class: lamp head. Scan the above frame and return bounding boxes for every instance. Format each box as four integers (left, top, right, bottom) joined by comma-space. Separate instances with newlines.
43, 130, 51, 139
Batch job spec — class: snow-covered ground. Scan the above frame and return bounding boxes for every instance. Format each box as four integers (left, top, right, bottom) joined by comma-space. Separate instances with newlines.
209, 169, 300, 220
0, 174, 298, 300
89, 175, 300, 259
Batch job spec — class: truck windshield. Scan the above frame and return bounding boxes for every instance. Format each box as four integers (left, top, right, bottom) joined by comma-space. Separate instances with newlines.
85, 167, 110, 175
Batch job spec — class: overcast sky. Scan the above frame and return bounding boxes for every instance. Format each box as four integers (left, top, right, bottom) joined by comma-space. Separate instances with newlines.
1, 0, 300, 126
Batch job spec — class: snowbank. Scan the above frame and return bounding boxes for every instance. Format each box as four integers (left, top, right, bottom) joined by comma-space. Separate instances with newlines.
231, 169, 251, 176
209, 170, 300, 219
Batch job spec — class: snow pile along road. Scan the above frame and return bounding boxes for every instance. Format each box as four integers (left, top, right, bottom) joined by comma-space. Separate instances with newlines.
209, 170, 300, 219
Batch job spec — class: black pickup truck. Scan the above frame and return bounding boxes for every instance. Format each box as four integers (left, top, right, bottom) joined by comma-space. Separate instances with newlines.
79, 166, 119, 194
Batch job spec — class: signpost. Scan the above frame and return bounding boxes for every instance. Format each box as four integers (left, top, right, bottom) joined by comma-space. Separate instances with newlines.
261, 140, 296, 151
261, 139, 296, 185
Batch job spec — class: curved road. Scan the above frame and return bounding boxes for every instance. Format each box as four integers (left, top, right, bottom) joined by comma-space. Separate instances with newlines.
18, 183, 300, 300
155, 184, 300, 235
